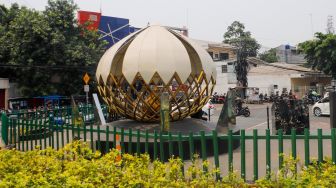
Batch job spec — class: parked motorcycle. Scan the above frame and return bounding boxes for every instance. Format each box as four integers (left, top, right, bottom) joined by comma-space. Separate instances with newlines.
235, 106, 250, 117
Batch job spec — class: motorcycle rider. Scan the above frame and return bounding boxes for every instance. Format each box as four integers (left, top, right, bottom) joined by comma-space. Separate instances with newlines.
236, 97, 243, 113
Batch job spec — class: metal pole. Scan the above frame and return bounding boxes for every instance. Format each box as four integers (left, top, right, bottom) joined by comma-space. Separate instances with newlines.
208, 108, 211, 121
86, 91, 89, 119
331, 79, 336, 129
267, 106, 270, 130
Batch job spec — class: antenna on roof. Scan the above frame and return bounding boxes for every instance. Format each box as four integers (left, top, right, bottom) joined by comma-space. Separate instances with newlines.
99, 0, 102, 14
309, 13, 314, 38
327, 15, 335, 34
186, 8, 189, 29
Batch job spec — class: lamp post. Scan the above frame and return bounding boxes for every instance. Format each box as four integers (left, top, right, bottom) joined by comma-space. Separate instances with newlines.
330, 79, 336, 129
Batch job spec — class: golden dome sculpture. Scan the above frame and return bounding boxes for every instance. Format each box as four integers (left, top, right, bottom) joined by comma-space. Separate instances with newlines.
96, 25, 216, 122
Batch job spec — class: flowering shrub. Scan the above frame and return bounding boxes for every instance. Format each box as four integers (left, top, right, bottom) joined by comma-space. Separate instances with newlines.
0, 141, 244, 187
256, 156, 336, 187
0, 141, 335, 187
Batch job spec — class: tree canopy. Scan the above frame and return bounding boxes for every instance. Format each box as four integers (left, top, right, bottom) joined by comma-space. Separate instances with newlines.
223, 21, 260, 57
299, 32, 336, 79
0, 0, 106, 96
223, 21, 260, 88
259, 48, 278, 63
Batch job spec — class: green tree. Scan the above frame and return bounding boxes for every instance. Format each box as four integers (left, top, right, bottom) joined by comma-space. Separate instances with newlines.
299, 32, 336, 79
223, 21, 260, 88
259, 48, 278, 63
0, 0, 106, 96
0, 4, 21, 78
223, 21, 260, 57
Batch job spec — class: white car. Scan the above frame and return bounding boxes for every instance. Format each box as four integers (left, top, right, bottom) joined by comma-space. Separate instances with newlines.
202, 99, 215, 116
312, 97, 330, 116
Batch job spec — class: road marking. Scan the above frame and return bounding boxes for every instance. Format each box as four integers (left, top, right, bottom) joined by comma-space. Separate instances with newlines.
246, 121, 267, 130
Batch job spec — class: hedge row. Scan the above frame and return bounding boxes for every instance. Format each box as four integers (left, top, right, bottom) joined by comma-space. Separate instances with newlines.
0, 141, 335, 187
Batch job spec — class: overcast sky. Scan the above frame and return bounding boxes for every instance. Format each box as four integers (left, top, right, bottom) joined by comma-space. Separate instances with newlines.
2, 0, 336, 50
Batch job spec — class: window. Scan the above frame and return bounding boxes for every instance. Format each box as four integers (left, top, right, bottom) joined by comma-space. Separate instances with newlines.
273, 85, 278, 89
214, 53, 219, 59
220, 53, 229, 60
221, 65, 228, 73
321, 97, 329, 103
208, 52, 213, 58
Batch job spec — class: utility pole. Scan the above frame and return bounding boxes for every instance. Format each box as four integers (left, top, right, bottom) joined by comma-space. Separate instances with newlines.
330, 79, 336, 129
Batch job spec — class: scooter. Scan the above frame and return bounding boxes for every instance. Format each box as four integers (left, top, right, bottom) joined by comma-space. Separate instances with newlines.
235, 106, 250, 117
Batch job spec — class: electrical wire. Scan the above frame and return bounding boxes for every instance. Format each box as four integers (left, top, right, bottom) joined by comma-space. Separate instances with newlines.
0, 64, 96, 70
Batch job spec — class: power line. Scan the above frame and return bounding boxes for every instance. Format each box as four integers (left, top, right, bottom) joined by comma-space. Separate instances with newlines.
0, 64, 96, 70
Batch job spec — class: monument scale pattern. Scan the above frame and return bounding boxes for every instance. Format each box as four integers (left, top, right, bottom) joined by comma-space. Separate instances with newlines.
96, 25, 216, 122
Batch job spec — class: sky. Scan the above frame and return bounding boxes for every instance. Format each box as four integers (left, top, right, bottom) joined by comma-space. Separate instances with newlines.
2, 0, 336, 50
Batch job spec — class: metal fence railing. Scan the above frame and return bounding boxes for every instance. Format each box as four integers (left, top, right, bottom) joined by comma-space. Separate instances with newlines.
1, 113, 335, 181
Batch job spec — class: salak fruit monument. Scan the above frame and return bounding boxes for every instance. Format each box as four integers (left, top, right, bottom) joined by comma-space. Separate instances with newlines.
96, 24, 216, 122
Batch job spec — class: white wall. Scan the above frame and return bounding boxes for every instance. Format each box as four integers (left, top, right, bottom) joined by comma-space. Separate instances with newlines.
0, 78, 9, 89
247, 75, 291, 95
213, 61, 236, 95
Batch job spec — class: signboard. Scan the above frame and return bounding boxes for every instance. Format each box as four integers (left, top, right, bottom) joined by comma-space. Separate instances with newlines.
84, 85, 89, 92
77, 11, 101, 30
83, 73, 90, 85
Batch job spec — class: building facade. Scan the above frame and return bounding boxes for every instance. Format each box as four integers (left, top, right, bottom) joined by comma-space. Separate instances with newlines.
0, 78, 9, 110
195, 40, 237, 95
247, 61, 331, 98
275, 44, 306, 64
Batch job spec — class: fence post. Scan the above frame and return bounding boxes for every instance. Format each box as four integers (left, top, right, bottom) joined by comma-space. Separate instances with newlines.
154, 131, 158, 160
278, 129, 283, 168
1, 113, 9, 145
304, 128, 310, 166
189, 132, 194, 160
120, 128, 125, 154
145, 130, 149, 154
136, 129, 140, 156
17, 120, 21, 150
228, 130, 233, 173
241, 129, 246, 181
168, 132, 173, 157
159, 131, 164, 162
266, 129, 271, 179
128, 129, 133, 154
318, 129, 323, 163
90, 124, 94, 150
266, 106, 270, 130
212, 130, 220, 180
178, 132, 184, 175
200, 131, 207, 172
106, 126, 109, 154
113, 126, 117, 149
97, 125, 101, 152
9, 118, 12, 145
332, 128, 336, 164
253, 129, 258, 181
291, 128, 297, 160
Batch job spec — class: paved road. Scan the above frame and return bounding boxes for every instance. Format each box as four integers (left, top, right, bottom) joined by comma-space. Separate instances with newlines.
210, 103, 331, 134
202, 103, 333, 179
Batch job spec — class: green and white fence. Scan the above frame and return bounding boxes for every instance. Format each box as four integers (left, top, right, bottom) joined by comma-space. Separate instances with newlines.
1, 112, 336, 181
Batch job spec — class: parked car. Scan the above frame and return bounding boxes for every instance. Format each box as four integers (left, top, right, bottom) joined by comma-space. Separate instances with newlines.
202, 99, 215, 116
312, 97, 330, 116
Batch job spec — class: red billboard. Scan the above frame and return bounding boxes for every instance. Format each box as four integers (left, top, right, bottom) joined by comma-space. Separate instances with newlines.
77, 11, 101, 30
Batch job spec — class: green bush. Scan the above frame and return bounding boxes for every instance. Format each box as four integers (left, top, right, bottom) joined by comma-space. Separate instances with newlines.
0, 141, 336, 187
0, 141, 245, 187
256, 155, 336, 187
